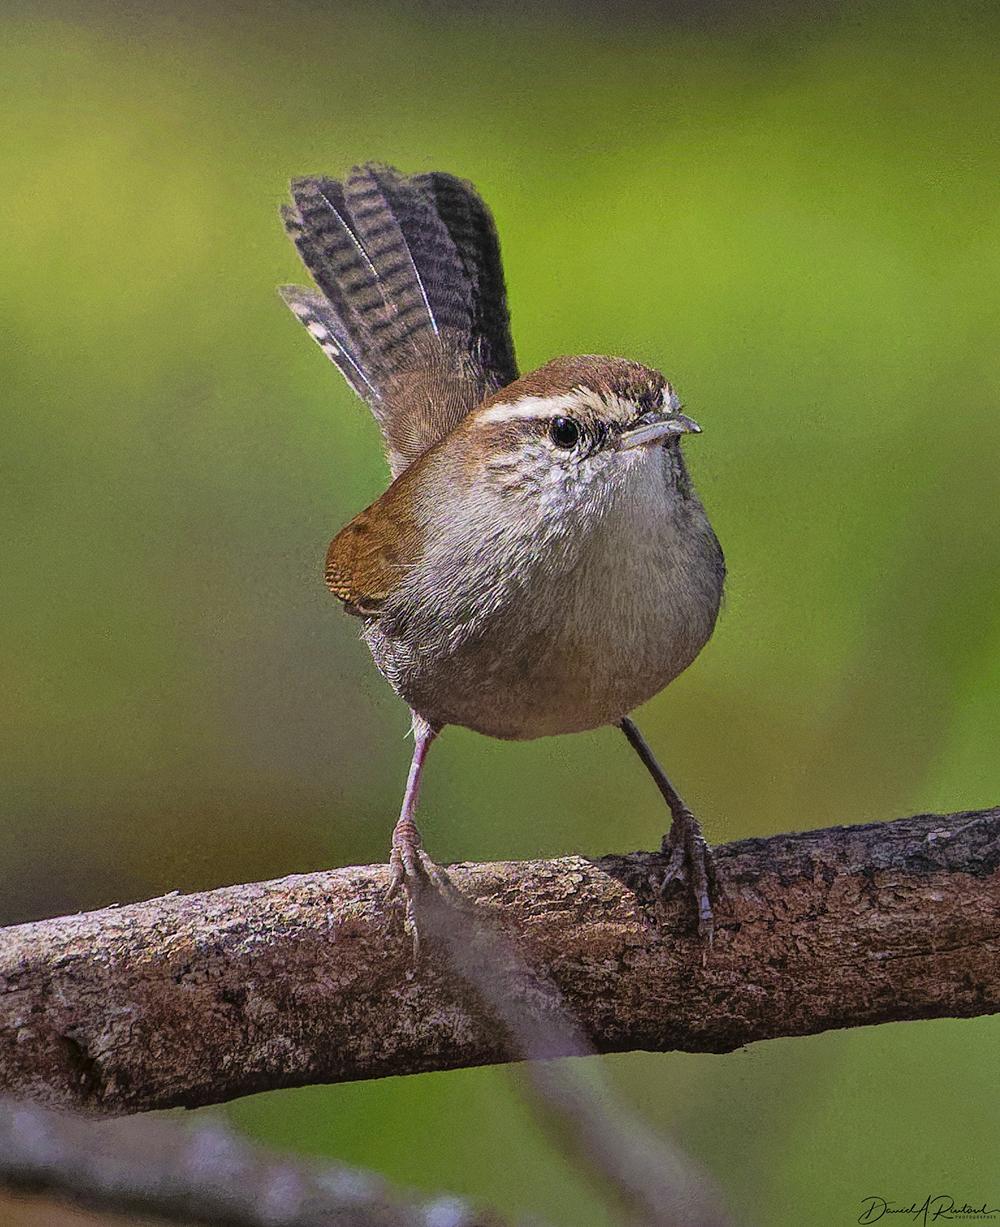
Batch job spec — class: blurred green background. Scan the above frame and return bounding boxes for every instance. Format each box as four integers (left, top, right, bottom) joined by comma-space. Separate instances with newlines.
4, 0, 999, 1223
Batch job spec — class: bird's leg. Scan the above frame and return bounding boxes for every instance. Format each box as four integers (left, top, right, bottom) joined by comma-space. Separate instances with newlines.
385, 715, 453, 955
619, 716, 719, 945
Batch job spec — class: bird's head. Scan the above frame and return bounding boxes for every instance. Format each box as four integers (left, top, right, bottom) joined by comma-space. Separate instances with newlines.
455, 355, 701, 524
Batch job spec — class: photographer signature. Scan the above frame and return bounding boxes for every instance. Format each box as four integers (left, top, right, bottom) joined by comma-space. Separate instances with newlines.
859, 1196, 1000, 1224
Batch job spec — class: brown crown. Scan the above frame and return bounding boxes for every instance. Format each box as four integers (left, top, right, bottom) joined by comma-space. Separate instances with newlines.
481, 355, 668, 415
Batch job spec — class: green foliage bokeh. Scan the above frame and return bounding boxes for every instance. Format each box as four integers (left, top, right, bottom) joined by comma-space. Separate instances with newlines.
3, 2, 999, 1223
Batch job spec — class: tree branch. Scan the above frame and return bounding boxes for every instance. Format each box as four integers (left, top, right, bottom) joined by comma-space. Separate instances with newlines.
2, 808, 998, 1116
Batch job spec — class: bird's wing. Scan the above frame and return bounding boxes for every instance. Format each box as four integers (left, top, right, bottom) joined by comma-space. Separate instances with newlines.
323, 458, 425, 616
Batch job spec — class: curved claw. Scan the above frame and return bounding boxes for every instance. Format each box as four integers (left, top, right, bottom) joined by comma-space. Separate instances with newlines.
656, 810, 719, 949
658, 840, 688, 889
387, 834, 458, 959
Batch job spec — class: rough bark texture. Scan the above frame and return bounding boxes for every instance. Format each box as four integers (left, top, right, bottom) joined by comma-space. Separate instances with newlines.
1, 808, 998, 1116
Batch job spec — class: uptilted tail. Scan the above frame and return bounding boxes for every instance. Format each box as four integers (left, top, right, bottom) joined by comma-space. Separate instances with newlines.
280, 163, 517, 474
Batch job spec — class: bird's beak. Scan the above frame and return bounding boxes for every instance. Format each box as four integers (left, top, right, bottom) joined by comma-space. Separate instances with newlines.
616, 412, 702, 450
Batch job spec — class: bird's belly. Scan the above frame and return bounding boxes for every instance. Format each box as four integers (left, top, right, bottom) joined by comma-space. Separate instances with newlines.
429, 624, 693, 739
368, 507, 724, 740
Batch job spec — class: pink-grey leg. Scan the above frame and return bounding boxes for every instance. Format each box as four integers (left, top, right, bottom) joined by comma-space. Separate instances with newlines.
619, 716, 719, 946
386, 715, 453, 954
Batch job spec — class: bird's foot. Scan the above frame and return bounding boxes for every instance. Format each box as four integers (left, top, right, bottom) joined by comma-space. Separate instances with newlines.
386, 817, 456, 958
653, 807, 720, 949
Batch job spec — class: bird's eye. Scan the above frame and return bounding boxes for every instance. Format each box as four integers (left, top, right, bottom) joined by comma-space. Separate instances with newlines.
549, 416, 581, 449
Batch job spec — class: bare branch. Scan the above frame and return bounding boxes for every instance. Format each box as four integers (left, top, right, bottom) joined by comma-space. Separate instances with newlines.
1, 808, 997, 1116
0, 1096, 507, 1227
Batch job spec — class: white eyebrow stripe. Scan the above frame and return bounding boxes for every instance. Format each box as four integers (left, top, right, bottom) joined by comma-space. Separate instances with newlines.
476, 393, 586, 425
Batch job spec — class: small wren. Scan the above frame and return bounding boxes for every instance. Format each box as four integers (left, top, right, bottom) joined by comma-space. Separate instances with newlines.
280, 163, 725, 945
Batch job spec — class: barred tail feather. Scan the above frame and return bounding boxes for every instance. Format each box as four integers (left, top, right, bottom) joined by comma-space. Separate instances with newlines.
277, 285, 377, 402
280, 161, 517, 473
413, 171, 517, 390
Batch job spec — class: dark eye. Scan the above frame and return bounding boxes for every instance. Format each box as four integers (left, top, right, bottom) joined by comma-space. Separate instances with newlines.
549, 416, 581, 449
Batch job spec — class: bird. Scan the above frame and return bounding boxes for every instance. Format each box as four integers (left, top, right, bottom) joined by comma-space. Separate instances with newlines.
279, 163, 726, 948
